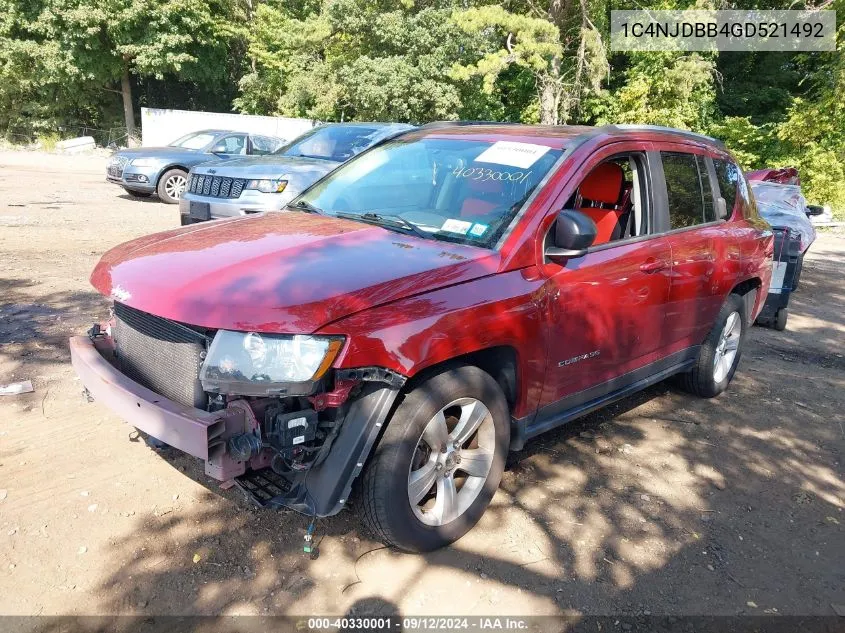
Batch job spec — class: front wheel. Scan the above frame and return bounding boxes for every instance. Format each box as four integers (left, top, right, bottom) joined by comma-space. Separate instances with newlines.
360, 365, 509, 552
157, 169, 188, 204
678, 294, 746, 398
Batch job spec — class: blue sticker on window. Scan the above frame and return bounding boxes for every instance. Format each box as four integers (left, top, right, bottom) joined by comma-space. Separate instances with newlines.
469, 223, 488, 237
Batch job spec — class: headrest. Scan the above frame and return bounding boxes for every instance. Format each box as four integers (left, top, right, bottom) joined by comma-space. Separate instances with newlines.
579, 162, 623, 204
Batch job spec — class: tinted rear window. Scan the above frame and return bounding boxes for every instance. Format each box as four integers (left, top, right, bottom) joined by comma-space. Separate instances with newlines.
662, 152, 713, 229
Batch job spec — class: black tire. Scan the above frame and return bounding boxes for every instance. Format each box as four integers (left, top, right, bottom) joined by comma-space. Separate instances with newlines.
360, 365, 509, 552
774, 307, 788, 331
122, 187, 153, 198
678, 293, 747, 398
156, 168, 188, 204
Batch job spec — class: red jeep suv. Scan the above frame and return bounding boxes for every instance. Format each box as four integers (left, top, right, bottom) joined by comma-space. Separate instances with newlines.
70, 123, 773, 552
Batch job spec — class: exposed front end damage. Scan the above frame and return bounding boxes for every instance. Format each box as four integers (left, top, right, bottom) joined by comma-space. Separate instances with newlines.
69, 316, 405, 518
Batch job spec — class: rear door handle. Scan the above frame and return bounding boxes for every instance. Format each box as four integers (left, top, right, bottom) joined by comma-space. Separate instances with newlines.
640, 259, 668, 274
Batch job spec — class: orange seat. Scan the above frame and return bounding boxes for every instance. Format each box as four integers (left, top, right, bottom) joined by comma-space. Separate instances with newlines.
576, 163, 624, 245
461, 177, 505, 219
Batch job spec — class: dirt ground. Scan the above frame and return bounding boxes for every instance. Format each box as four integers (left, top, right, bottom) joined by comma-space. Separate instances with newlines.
0, 150, 843, 620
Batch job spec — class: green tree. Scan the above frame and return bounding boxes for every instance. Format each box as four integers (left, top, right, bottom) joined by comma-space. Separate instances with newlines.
235, 0, 500, 123
27, 0, 233, 141
452, 1, 608, 125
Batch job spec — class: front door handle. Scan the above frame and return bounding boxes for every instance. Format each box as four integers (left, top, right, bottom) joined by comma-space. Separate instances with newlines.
640, 259, 668, 274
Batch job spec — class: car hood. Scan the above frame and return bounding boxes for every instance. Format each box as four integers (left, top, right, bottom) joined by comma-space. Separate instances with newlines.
91, 212, 500, 334
191, 155, 338, 180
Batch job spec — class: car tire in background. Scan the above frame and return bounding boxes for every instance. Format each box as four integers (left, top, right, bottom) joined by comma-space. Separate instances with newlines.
157, 168, 189, 204
678, 293, 747, 399
792, 255, 804, 291
360, 365, 509, 552
122, 188, 153, 198
774, 308, 789, 331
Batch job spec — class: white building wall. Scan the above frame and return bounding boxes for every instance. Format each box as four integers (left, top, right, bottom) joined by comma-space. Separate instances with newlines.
140, 108, 315, 147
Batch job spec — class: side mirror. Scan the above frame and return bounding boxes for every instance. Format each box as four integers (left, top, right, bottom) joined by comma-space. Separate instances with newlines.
210, 143, 227, 154
806, 204, 825, 217
545, 209, 597, 259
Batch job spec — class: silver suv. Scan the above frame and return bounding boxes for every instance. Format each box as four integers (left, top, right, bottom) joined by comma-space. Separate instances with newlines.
179, 123, 413, 224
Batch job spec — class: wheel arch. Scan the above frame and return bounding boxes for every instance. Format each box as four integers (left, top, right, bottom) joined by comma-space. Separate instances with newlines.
155, 164, 189, 186
729, 277, 762, 324
399, 345, 519, 414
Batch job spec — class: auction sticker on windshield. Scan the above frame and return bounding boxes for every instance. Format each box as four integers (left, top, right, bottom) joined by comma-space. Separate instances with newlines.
441, 218, 473, 235
475, 141, 551, 169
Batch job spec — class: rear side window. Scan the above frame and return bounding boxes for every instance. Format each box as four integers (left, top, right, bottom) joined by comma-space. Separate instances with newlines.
251, 135, 282, 155
661, 152, 715, 229
713, 159, 739, 218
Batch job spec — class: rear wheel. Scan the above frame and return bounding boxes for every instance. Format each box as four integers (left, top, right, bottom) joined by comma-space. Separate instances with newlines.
774, 307, 788, 331
678, 294, 746, 398
157, 169, 188, 204
360, 365, 509, 552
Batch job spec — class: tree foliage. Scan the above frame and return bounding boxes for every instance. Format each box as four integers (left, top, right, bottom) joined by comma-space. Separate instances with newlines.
0, 0, 842, 210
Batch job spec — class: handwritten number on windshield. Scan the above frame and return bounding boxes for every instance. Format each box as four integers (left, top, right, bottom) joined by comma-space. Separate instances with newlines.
453, 165, 532, 184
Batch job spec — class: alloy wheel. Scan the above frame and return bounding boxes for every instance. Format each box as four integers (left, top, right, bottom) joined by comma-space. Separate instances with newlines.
165, 174, 187, 199
407, 397, 496, 526
713, 311, 741, 383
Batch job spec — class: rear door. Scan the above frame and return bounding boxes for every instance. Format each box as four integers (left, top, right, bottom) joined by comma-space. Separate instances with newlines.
655, 147, 740, 349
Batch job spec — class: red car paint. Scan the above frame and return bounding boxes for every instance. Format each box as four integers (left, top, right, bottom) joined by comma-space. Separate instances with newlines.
89, 125, 773, 424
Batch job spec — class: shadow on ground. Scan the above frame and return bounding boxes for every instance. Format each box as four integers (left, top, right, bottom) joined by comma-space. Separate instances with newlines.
0, 278, 106, 376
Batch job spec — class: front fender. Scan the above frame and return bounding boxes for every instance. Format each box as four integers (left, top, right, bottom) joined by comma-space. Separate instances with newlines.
318, 268, 548, 419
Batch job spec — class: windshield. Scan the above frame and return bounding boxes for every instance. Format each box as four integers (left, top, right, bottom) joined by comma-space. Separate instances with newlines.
296, 137, 565, 247
276, 126, 382, 162
169, 132, 217, 150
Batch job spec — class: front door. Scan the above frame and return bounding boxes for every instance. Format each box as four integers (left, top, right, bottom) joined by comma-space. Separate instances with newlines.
535, 147, 674, 423
540, 238, 673, 411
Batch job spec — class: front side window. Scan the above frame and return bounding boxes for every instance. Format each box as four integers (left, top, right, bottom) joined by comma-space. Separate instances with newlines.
296, 137, 565, 248
169, 132, 216, 150
277, 126, 382, 162
217, 135, 247, 154
562, 154, 649, 247
662, 152, 714, 229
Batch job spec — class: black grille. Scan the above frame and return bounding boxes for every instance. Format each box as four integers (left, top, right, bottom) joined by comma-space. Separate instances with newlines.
113, 303, 208, 409
188, 174, 246, 199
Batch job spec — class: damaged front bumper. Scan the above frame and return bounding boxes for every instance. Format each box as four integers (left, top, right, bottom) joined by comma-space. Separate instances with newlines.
69, 334, 401, 517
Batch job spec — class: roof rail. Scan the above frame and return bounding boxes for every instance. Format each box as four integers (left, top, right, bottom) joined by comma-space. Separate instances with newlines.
418, 120, 523, 129
602, 124, 726, 149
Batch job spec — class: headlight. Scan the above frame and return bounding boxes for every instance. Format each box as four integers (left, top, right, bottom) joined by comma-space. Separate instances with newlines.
130, 158, 158, 167
199, 331, 343, 395
245, 178, 288, 193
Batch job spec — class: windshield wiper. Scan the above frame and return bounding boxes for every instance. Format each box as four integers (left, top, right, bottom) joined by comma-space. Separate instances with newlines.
335, 212, 431, 239
289, 199, 324, 214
